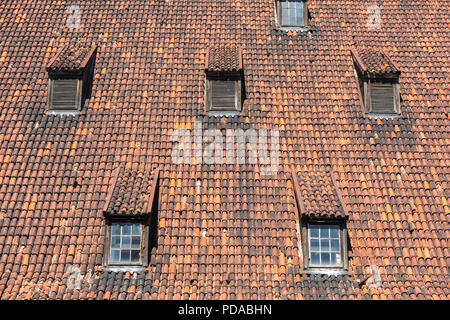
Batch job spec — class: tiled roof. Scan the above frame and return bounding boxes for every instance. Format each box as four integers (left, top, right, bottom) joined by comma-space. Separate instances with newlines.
292, 166, 348, 219
103, 167, 159, 217
206, 46, 242, 72
351, 48, 401, 78
46, 41, 96, 73
0, 0, 448, 300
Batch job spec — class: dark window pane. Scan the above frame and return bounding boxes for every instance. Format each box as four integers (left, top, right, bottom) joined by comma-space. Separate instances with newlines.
311, 253, 320, 265
131, 236, 141, 248
131, 250, 140, 262
321, 253, 330, 265
121, 250, 130, 262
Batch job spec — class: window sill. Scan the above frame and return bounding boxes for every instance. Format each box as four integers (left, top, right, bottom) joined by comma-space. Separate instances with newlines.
274, 26, 316, 33
207, 110, 240, 117
47, 109, 80, 116
366, 112, 401, 119
104, 265, 146, 273
305, 268, 348, 276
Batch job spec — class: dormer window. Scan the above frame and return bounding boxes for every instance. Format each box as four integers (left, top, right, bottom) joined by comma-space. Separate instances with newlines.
276, 0, 308, 28
205, 47, 244, 113
351, 48, 401, 116
291, 168, 350, 273
46, 43, 96, 112
103, 167, 160, 268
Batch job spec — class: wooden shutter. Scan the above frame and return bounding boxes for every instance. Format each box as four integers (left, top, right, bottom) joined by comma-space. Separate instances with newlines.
50, 79, 81, 110
210, 80, 237, 111
370, 81, 395, 114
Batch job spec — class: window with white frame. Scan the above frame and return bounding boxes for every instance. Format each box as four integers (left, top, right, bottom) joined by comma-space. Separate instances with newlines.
276, 0, 307, 27
305, 222, 347, 270
108, 222, 144, 265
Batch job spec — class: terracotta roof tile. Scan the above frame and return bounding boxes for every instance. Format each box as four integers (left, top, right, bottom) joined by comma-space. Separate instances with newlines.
103, 167, 159, 217
47, 41, 96, 73
292, 167, 348, 219
206, 46, 242, 72
351, 48, 401, 78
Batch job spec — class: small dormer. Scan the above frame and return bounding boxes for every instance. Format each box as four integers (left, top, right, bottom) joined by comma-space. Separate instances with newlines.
46, 43, 97, 112
205, 46, 244, 114
351, 48, 401, 116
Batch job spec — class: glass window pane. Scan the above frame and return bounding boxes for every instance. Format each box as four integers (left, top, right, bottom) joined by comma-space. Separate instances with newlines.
321, 253, 330, 265
311, 252, 320, 265
122, 236, 131, 249
132, 224, 141, 236
330, 226, 339, 239
320, 226, 329, 238
310, 226, 319, 238
111, 236, 120, 249
122, 224, 131, 235
111, 224, 120, 235
330, 253, 337, 265
131, 250, 140, 262
310, 239, 320, 251
121, 250, 130, 262
131, 236, 141, 248
320, 239, 330, 251
331, 239, 340, 252
110, 249, 120, 262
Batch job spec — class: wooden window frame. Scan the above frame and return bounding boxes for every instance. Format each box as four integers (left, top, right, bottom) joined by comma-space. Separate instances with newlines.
302, 219, 348, 272
276, 0, 308, 28
104, 218, 149, 267
47, 77, 83, 111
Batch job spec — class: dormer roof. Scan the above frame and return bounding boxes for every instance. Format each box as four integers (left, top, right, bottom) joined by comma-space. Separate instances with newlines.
206, 46, 242, 72
351, 48, 401, 78
291, 167, 349, 220
47, 42, 97, 74
103, 167, 160, 217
